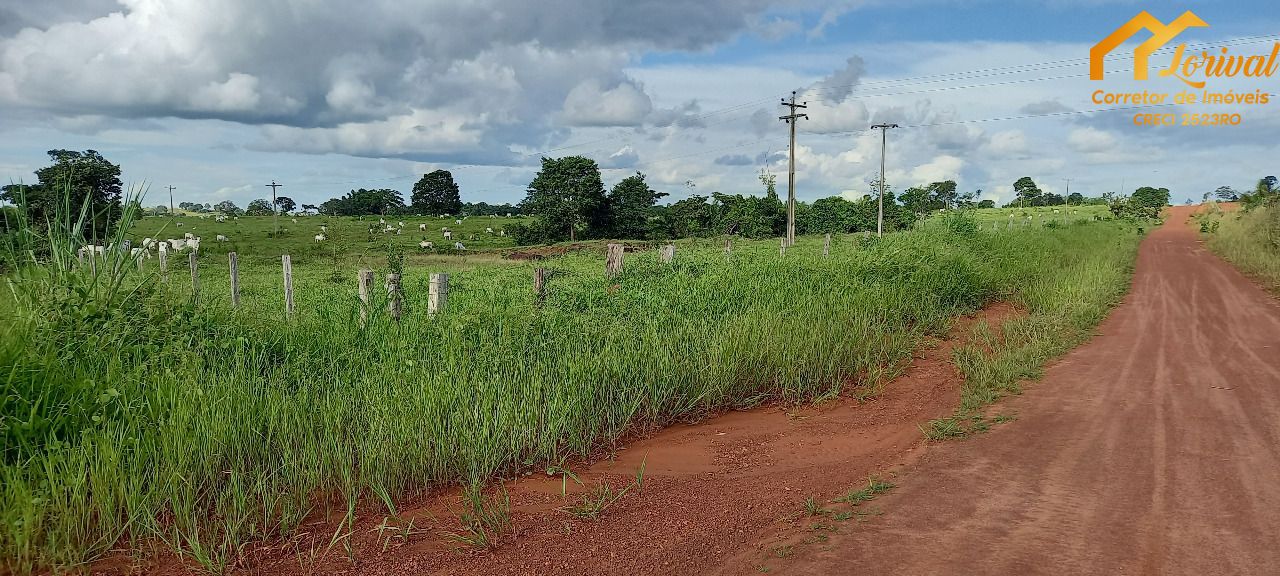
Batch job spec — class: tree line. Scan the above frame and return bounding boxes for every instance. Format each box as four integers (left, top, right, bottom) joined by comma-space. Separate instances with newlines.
11, 148, 1271, 250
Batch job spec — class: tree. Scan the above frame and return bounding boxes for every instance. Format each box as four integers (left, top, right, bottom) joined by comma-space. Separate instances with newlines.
927, 180, 958, 209
607, 172, 667, 239
977, 199, 996, 209
899, 186, 934, 215
274, 196, 296, 214
0, 149, 124, 240
411, 170, 463, 215
245, 199, 274, 216
300, 203, 319, 215
1013, 176, 1042, 208
520, 156, 608, 242
318, 188, 406, 216
1213, 186, 1239, 201
1067, 192, 1084, 205
661, 195, 717, 238
1131, 186, 1171, 209
214, 200, 242, 216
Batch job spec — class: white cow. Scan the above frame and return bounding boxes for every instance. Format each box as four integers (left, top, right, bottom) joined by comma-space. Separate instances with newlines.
187, 238, 201, 252
485, 227, 494, 234
168, 239, 186, 250
443, 231, 453, 240
315, 234, 326, 242
291, 218, 298, 223
176, 222, 184, 227
455, 219, 462, 225
379, 218, 386, 225
142, 237, 155, 249
500, 230, 506, 237
397, 221, 405, 228
184, 232, 194, 239
454, 242, 464, 250
418, 240, 434, 249
419, 223, 427, 231
320, 225, 327, 232
216, 235, 228, 242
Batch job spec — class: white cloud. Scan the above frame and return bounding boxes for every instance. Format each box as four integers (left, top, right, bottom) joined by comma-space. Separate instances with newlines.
560, 79, 653, 127
1066, 127, 1118, 154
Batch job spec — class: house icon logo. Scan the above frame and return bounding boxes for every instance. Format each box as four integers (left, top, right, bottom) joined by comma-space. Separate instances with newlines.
1090, 11, 1208, 81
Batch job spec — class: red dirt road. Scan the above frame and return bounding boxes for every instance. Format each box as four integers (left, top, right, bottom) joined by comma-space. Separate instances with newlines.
725, 205, 1280, 574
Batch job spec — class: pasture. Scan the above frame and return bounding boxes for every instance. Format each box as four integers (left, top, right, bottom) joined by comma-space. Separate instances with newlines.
126, 213, 525, 268
2, 207, 1142, 573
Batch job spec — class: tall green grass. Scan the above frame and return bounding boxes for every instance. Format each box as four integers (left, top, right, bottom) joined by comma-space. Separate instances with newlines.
1, 205, 1139, 573
1205, 204, 1280, 293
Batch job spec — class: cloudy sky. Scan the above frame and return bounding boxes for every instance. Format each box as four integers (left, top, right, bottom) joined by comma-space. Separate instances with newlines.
1, 0, 1277, 208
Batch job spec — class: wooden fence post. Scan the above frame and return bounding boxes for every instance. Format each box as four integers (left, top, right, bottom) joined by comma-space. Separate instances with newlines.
158, 249, 168, 280
823, 233, 831, 257
282, 255, 294, 316
429, 273, 449, 315
189, 251, 199, 300
660, 244, 675, 264
779, 237, 786, 256
605, 243, 624, 278
229, 252, 240, 308
533, 267, 547, 305
386, 273, 402, 322
358, 269, 374, 328
725, 237, 732, 257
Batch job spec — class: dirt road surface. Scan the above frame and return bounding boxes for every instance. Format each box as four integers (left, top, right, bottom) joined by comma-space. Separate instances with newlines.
724, 205, 1280, 575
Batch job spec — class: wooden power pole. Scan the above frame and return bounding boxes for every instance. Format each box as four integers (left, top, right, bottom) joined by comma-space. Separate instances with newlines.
166, 185, 176, 215
266, 180, 283, 234
779, 91, 808, 246
871, 123, 898, 237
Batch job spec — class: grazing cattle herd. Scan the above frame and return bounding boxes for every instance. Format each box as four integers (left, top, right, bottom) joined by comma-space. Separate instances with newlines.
85, 214, 509, 265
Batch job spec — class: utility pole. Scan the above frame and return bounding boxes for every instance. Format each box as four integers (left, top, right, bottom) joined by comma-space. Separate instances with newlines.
266, 181, 283, 234
166, 185, 176, 215
779, 91, 808, 246
871, 123, 898, 237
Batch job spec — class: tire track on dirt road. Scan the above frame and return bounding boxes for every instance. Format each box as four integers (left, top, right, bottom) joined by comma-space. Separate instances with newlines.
724, 205, 1280, 575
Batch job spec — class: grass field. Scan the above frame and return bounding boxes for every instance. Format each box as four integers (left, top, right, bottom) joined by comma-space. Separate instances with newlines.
2, 206, 1142, 573
1199, 203, 1280, 293
968, 204, 1109, 228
